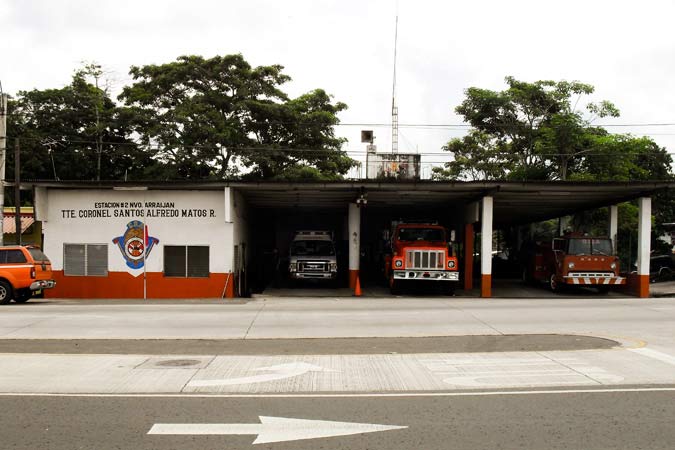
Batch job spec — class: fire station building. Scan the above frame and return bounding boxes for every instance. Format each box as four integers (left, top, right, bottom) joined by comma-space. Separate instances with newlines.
28, 180, 674, 300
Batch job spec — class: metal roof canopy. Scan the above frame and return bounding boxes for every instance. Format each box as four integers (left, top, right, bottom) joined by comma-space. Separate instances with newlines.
25, 180, 675, 227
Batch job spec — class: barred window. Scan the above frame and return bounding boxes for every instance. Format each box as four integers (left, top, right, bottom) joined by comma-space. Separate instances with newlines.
164, 245, 209, 278
64, 244, 108, 276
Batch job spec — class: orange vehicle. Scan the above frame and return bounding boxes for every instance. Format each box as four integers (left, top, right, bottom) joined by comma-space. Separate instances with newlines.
384, 222, 459, 294
0, 245, 56, 304
522, 233, 625, 293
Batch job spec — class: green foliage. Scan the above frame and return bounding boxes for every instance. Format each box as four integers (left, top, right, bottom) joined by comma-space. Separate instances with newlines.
436, 76, 674, 183
432, 131, 512, 180
569, 135, 669, 182
7, 68, 151, 181
119, 54, 354, 180
449, 76, 615, 180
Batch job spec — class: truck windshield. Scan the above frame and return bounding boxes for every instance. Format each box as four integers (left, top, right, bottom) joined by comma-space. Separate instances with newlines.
290, 241, 335, 257
398, 228, 445, 242
567, 238, 613, 256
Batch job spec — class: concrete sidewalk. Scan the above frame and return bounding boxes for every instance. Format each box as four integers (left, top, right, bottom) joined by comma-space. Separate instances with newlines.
1, 296, 673, 346
2, 297, 675, 395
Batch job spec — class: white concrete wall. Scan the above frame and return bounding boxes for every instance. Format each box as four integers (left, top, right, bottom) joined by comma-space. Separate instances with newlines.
41, 189, 232, 275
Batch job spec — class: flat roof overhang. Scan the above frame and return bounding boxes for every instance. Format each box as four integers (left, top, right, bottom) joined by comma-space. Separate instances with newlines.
23, 180, 675, 227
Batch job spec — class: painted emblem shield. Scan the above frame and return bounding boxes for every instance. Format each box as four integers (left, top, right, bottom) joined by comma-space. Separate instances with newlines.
113, 221, 159, 269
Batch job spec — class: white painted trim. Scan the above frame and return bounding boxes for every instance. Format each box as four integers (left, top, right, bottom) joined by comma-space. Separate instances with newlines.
637, 197, 651, 276
224, 187, 232, 223
609, 205, 618, 255
481, 196, 493, 276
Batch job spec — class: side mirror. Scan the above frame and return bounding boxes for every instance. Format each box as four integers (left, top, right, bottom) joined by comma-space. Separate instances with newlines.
552, 238, 565, 251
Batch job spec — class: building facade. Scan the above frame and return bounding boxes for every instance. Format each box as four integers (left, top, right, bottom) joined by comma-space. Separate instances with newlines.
35, 187, 248, 298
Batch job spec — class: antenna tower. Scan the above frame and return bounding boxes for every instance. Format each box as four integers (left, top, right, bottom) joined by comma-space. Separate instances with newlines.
391, 14, 399, 154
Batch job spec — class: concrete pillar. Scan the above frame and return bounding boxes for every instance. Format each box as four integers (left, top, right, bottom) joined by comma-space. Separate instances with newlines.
609, 205, 618, 254
464, 223, 474, 291
481, 196, 493, 298
224, 187, 232, 223
636, 197, 651, 298
348, 203, 361, 289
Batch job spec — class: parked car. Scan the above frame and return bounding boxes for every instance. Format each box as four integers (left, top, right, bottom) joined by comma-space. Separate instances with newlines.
649, 254, 675, 282
0, 245, 56, 304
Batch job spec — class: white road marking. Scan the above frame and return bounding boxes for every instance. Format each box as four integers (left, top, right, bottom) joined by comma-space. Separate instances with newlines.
420, 354, 621, 388
5, 387, 675, 398
187, 362, 337, 387
629, 348, 675, 366
148, 416, 407, 444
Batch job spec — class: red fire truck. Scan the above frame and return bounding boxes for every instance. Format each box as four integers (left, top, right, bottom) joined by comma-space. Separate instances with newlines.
384, 222, 459, 294
521, 233, 625, 293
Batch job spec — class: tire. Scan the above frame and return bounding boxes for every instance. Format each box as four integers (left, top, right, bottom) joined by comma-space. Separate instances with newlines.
658, 268, 673, 282
14, 289, 32, 303
442, 283, 455, 296
0, 281, 13, 305
549, 274, 560, 293
390, 278, 402, 295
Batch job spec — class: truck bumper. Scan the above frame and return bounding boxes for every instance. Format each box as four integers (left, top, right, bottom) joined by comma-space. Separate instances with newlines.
393, 270, 459, 281
562, 276, 625, 285
30, 280, 56, 291
291, 272, 338, 280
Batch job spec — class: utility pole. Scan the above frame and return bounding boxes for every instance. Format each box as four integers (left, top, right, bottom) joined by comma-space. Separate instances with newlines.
0, 91, 7, 246
14, 139, 21, 245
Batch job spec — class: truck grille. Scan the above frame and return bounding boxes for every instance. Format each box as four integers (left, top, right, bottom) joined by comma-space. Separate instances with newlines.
406, 250, 445, 269
298, 261, 329, 272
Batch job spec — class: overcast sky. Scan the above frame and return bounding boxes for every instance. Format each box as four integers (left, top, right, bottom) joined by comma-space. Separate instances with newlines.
3, 0, 675, 176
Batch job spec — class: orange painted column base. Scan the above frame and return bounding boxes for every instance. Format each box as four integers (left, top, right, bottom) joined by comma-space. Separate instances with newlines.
481, 274, 492, 298
349, 270, 359, 289
464, 223, 474, 291
635, 274, 650, 298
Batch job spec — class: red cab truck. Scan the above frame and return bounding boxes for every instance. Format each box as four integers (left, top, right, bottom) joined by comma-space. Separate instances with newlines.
522, 233, 625, 293
384, 222, 459, 294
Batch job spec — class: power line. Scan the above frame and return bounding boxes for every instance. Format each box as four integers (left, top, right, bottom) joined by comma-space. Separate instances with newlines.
4, 109, 675, 129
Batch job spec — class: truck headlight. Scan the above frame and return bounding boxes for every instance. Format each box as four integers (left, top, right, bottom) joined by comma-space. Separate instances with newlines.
568, 262, 575, 269
289, 263, 297, 272
394, 259, 403, 268
447, 260, 455, 269
610, 262, 616, 269
330, 263, 338, 272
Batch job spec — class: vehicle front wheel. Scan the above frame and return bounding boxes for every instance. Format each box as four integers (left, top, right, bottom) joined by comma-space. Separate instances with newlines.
0, 281, 13, 305
549, 274, 561, 293
390, 278, 402, 295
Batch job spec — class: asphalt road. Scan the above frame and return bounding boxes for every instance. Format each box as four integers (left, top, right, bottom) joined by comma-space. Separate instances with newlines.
2, 390, 674, 450
0, 334, 618, 354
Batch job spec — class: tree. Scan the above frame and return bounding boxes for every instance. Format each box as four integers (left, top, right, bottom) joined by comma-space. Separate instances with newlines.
432, 131, 512, 180
119, 54, 354, 180
7, 68, 151, 181
442, 76, 620, 181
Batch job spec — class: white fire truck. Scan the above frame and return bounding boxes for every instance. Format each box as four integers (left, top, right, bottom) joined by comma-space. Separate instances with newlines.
288, 231, 338, 282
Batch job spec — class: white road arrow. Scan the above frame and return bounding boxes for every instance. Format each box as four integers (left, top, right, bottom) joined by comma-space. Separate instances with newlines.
148, 416, 407, 444
187, 362, 336, 387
